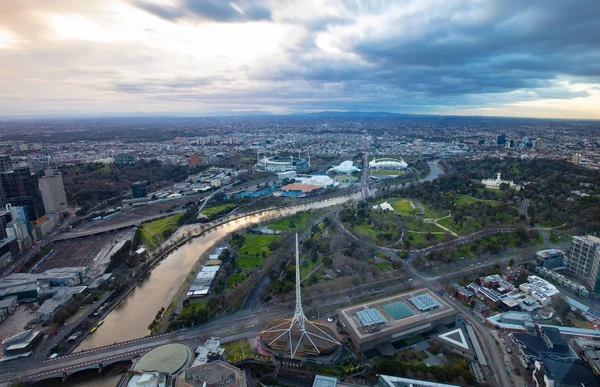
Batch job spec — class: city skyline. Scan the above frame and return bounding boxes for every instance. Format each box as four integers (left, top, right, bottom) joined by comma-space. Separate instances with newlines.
1, 0, 599, 119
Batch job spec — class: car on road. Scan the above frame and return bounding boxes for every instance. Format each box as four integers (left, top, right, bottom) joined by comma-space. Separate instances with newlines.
326, 317, 334, 323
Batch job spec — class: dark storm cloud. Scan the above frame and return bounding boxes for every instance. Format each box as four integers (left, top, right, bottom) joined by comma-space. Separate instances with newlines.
133, 0, 271, 22
263, 0, 600, 105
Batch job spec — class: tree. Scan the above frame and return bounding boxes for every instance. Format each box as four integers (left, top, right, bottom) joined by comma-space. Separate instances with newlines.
508, 258, 515, 267
554, 296, 571, 320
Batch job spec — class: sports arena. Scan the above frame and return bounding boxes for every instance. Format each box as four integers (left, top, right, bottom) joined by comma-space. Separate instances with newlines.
257, 156, 309, 172
369, 157, 408, 170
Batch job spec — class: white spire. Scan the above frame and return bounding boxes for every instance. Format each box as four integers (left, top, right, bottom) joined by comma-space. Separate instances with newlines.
262, 233, 339, 359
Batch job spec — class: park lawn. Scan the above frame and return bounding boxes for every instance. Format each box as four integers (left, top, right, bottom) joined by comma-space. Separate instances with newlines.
267, 212, 315, 231
375, 262, 393, 271
438, 216, 481, 235
239, 234, 279, 256
390, 198, 414, 213
237, 234, 280, 270
404, 218, 445, 233
222, 339, 269, 362
353, 223, 379, 240
300, 260, 320, 279
201, 203, 235, 217
226, 273, 246, 289
139, 212, 184, 249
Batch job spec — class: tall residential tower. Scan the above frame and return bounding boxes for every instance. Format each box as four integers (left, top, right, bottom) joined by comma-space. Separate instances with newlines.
566, 235, 600, 293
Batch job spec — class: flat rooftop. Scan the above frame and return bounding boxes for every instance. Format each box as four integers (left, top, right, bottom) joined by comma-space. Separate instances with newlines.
338, 288, 455, 342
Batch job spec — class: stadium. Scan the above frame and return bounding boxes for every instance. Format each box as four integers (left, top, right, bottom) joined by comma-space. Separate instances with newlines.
338, 289, 457, 354
257, 156, 309, 172
369, 157, 408, 170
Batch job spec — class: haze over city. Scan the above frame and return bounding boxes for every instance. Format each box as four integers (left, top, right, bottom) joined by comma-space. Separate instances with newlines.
1, 0, 599, 118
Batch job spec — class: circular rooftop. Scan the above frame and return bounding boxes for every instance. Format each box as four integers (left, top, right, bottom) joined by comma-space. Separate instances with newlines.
132, 343, 194, 375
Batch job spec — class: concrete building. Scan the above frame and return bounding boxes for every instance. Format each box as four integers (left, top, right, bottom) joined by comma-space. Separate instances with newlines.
328, 160, 360, 174
536, 249, 565, 269
481, 171, 516, 190
565, 235, 600, 293
177, 361, 246, 387
1, 329, 43, 360
519, 276, 559, 306
338, 289, 456, 353
38, 168, 68, 224
191, 337, 225, 367
0, 296, 17, 325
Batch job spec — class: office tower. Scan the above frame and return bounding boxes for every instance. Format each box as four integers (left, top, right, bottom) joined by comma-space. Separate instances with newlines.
497, 134, 506, 146
1, 165, 46, 224
566, 235, 600, 293
38, 169, 68, 224
0, 155, 13, 173
572, 154, 581, 164
535, 138, 543, 149
131, 181, 148, 198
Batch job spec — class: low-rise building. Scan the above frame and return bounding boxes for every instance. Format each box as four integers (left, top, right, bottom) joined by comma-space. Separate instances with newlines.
0, 296, 17, 325
536, 249, 565, 269
177, 361, 246, 387
338, 289, 456, 353
1, 329, 43, 360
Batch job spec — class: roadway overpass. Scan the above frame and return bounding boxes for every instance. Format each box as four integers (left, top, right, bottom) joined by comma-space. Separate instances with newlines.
51, 212, 185, 241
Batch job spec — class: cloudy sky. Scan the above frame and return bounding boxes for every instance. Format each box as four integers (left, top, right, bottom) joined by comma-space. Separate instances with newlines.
1, 0, 599, 118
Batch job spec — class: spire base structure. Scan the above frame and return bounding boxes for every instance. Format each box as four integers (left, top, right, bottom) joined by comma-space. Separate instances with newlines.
261, 233, 339, 359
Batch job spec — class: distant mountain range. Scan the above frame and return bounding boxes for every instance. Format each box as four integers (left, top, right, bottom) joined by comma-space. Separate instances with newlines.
301, 111, 424, 118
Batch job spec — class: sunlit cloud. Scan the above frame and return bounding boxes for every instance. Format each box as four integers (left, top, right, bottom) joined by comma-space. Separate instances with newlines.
0, 29, 18, 49
0, 0, 598, 118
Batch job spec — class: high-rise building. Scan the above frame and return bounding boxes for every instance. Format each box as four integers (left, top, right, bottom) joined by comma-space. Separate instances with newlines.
566, 235, 600, 293
535, 137, 543, 149
1, 165, 46, 225
38, 169, 68, 224
131, 181, 148, 199
0, 155, 13, 173
497, 134, 506, 146
572, 153, 582, 164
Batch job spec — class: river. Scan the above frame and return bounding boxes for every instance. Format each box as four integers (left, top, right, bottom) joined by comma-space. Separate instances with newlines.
57, 160, 442, 386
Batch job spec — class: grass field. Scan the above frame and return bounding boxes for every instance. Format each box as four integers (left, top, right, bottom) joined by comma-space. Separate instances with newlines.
226, 273, 246, 289
201, 203, 235, 217
237, 234, 280, 270
371, 170, 406, 176
140, 213, 184, 249
391, 199, 414, 213
353, 223, 380, 239
300, 260, 320, 278
221, 339, 270, 362
267, 212, 315, 231
375, 261, 393, 271
455, 194, 500, 207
